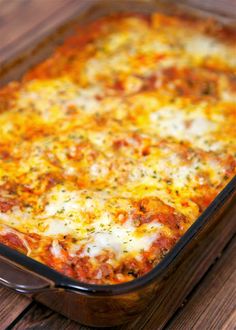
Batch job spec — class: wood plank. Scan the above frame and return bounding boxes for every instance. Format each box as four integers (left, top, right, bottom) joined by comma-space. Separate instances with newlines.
10, 237, 236, 330
0, 0, 88, 62
167, 237, 236, 330
0, 0, 74, 47
11, 304, 82, 330
0, 287, 31, 329
182, 0, 236, 17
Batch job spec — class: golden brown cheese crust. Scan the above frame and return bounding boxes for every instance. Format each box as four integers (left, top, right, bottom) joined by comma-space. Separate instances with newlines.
0, 13, 235, 284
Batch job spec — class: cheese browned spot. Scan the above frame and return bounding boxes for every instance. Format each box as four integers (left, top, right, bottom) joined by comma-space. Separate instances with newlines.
0, 13, 235, 284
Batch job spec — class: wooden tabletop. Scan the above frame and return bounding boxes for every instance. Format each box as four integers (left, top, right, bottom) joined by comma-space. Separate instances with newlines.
0, 1, 236, 329
0, 237, 235, 329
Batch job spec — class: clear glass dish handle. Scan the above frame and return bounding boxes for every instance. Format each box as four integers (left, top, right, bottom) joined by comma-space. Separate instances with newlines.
0, 255, 53, 294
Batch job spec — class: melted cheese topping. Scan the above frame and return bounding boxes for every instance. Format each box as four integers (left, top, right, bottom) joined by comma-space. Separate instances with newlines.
0, 13, 235, 284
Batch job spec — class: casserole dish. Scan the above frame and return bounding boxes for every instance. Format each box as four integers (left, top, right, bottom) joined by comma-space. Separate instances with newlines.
0, 0, 236, 327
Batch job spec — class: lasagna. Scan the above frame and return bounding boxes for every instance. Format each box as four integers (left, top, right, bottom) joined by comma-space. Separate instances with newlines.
0, 13, 235, 284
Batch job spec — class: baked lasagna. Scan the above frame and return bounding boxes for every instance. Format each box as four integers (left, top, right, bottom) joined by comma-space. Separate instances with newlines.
0, 13, 235, 284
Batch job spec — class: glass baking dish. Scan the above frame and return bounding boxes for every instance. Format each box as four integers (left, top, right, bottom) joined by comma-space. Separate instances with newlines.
0, 0, 235, 327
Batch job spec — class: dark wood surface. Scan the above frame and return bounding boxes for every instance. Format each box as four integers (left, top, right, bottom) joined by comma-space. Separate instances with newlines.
0, 237, 235, 329
0, 1, 236, 329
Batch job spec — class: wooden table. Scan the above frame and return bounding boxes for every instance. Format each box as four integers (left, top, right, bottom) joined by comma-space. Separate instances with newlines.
0, 1, 236, 329
0, 237, 235, 329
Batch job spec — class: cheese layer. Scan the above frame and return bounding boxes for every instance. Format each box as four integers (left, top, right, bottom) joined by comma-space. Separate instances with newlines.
0, 13, 235, 284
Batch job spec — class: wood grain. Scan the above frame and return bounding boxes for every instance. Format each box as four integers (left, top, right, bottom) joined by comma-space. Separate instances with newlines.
8, 237, 236, 330
11, 304, 81, 330
0, 287, 31, 329
182, 0, 236, 17
0, 0, 88, 62
167, 237, 236, 330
